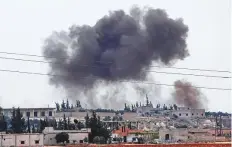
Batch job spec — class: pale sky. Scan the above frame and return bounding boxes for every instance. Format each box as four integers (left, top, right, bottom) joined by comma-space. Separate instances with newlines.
0, 0, 231, 112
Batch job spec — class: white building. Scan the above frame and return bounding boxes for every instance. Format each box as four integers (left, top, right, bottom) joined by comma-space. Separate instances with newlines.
0, 132, 44, 147
43, 127, 91, 145
2, 107, 56, 118
171, 107, 205, 118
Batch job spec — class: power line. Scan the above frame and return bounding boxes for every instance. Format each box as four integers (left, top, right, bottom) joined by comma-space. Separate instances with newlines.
0, 51, 231, 73
0, 56, 231, 79
0, 68, 231, 91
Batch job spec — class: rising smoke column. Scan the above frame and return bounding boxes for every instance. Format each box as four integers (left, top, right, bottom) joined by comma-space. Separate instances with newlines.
42, 6, 189, 107
172, 80, 207, 109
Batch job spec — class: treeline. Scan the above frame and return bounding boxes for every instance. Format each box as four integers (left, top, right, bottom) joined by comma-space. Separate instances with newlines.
124, 101, 178, 112
85, 111, 111, 143
56, 111, 111, 144
205, 111, 231, 117
79, 108, 125, 114
55, 99, 82, 112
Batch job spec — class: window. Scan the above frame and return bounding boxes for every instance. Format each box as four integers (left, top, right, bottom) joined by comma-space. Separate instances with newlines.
26, 112, 30, 117
34, 111, 38, 117
186, 113, 188, 116
41, 111, 45, 117
197, 113, 198, 115
201, 113, 204, 116
35, 140, 39, 144
192, 113, 194, 116
49, 111, 52, 116
179, 113, 181, 116
21, 141, 25, 144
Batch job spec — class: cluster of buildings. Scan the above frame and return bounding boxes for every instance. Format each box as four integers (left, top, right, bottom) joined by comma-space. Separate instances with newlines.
0, 127, 90, 146
0, 98, 231, 146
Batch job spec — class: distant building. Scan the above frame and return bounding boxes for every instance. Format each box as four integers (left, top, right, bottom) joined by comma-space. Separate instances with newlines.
171, 107, 205, 118
43, 127, 91, 145
159, 128, 226, 143
2, 107, 56, 118
0, 132, 44, 147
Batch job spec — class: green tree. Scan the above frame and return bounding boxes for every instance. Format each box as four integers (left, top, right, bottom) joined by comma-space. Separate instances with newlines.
67, 117, 71, 130
57, 119, 63, 130
66, 99, 70, 109
136, 102, 139, 107
146, 94, 149, 106
76, 100, 81, 108
63, 114, 68, 130
52, 119, 57, 129
39, 119, 45, 132
32, 124, 36, 133
0, 114, 7, 132
170, 105, 173, 110
27, 117, 31, 133
55, 132, 69, 144
131, 105, 134, 111
93, 136, 100, 144
71, 104, 74, 109
83, 137, 88, 143
61, 100, 66, 110
85, 111, 111, 143
163, 104, 167, 110
55, 102, 60, 111
11, 107, 25, 133
85, 113, 89, 127
173, 104, 178, 110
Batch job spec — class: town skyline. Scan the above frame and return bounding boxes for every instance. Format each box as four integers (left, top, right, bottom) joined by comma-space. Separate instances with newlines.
0, 0, 231, 112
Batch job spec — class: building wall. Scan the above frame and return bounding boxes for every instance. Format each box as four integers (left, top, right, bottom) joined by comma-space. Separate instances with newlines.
54, 111, 116, 119
44, 132, 89, 145
172, 108, 205, 118
2, 108, 56, 118
43, 127, 90, 145
159, 128, 188, 141
54, 111, 137, 120
0, 133, 44, 147
136, 106, 153, 115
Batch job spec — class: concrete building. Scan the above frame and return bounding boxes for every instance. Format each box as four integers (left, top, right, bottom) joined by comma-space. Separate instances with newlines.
0, 132, 44, 147
159, 128, 188, 142
43, 127, 91, 145
159, 128, 224, 143
2, 107, 56, 118
171, 107, 205, 118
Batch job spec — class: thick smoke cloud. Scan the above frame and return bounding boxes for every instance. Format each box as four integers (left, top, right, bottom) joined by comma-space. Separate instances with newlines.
172, 80, 207, 109
43, 6, 189, 107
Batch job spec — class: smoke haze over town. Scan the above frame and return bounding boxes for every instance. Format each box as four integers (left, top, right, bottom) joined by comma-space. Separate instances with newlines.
43, 6, 190, 108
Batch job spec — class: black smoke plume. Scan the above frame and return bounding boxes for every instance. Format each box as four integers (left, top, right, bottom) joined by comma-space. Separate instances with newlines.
43, 6, 189, 107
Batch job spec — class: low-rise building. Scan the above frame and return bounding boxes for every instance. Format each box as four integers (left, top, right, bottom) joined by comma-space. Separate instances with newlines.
159, 128, 188, 142
171, 107, 205, 118
2, 107, 56, 118
43, 127, 91, 145
0, 132, 44, 147
159, 128, 225, 143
